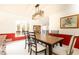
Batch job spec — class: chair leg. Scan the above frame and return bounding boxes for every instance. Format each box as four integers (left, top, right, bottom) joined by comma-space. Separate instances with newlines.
45, 49, 47, 55
1, 51, 6, 55
1, 44, 6, 55
25, 44, 27, 49
53, 45, 54, 48
30, 49, 32, 55
28, 44, 30, 52
35, 52, 37, 55
25, 40, 27, 49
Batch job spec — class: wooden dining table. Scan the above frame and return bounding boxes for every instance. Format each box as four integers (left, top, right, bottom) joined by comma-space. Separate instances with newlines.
35, 34, 64, 55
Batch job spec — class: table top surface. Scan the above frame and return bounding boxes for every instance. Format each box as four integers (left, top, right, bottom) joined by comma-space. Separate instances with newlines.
35, 34, 64, 45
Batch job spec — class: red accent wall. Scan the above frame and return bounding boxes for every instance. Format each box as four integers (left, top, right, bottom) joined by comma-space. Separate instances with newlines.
0, 33, 26, 41
74, 36, 79, 49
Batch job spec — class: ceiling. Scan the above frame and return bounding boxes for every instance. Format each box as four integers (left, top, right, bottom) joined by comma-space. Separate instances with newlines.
0, 4, 73, 17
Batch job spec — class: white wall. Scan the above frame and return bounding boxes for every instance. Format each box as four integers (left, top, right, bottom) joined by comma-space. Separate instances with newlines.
59, 5, 79, 35
0, 9, 49, 34
50, 4, 79, 35
0, 11, 29, 33
0, 4, 79, 35
49, 13, 61, 30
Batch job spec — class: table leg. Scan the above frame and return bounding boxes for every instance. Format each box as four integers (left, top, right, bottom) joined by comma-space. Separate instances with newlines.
60, 40, 63, 47
48, 45, 52, 55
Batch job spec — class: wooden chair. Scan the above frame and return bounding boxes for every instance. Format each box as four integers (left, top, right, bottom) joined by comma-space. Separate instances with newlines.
52, 35, 76, 55
29, 32, 47, 55
24, 31, 37, 52
24, 31, 33, 53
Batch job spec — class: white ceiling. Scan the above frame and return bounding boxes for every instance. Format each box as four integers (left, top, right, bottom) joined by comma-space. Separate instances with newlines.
0, 4, 73, 17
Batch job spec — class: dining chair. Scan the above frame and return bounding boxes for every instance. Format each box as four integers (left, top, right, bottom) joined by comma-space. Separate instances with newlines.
52, 35, 76, 55
28, 32, 36, 52
24, 31, 37, 53
29, 32, 47, 55
0, 35, 7, 55
24, 31, 33, 53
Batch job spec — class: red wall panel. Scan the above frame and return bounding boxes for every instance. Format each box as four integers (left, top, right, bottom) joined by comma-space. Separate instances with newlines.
74, 37, 79, 49
0, 33, 26, 41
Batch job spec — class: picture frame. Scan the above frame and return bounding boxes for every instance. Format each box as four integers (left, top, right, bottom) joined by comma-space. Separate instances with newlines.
60, 14, 79, 28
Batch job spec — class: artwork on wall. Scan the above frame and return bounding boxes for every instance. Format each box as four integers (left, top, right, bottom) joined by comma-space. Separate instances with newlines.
60, 14, 79, 28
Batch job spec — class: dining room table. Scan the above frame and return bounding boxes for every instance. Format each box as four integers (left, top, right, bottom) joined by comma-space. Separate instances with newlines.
35, 33, 64, 55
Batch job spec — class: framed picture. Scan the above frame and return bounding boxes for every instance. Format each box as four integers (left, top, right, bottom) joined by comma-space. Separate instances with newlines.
60, 14, 79, 28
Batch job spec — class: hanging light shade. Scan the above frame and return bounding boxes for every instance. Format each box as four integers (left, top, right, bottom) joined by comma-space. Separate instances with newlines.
35, 4, 40, 8
32, 4, 40, 20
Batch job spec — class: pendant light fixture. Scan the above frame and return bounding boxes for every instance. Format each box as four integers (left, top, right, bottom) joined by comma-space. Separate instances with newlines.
32, 4, 40, 19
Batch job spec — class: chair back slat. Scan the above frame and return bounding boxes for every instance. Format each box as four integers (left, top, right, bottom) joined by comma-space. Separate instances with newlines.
28, 32, 37, 53
67, 35, 76, 55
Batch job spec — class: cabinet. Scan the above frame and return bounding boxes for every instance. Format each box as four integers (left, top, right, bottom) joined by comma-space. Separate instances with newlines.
33, 25, 41, 34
